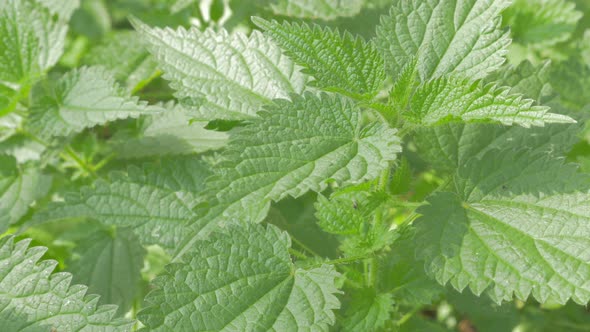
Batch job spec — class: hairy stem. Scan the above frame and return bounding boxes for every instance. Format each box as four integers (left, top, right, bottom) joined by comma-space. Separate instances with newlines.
289, 247, 308, 260
62, 146, 98, 178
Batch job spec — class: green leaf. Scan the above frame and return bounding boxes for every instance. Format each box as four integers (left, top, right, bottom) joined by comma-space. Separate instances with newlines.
454, 149, 585, 201
269, 0, 365, 20
175, 93, 401, 259
70, 0, 111, 40
0, 134, 47, 163
132, 18, 308, 120
138, 222, 341, 331
0, 0, 77, 115
340, 289, 393, 332
253, 18, 385, 99
212, 92, 400, 218
266, 193, 340, 258
519, 302, 590, 332
415, 149, 590, 304
375, 0, 511, 81
447, 291, 520, 332
390, 156, 412, 194
0, 156, 51, 232
66, 228, 145, 315
407, 77, 574, 127
413, 61, 580, 171
378, 228, 445, 306
109, 103, 228, 159
32, 156, 211, 249
487, 61, 555, 102
503, 0, 583, 46
389, 58, 418, 113
34, 0, 80, 19
549, 58, 590, 109
414, 120, 580, 172
28, 66, 162, 138
0, 0, 73, 82
83, 31, 159, 92
0, 235, 133, 331
315, 190, 395, 256
315, 193, 365, 235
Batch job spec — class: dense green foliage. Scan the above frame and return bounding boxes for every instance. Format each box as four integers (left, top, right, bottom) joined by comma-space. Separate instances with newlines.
1, 0, 590, 331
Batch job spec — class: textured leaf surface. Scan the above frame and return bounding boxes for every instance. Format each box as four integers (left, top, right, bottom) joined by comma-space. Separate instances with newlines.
414, 120, 579, 171
32, 157, 211, 249
110, 103, 228, 158
414, 61, 580, 171
316, 188, 390, 229
28, 67, 161, 138
375, 0, 511, 80
504, 0, 582, 46
408, 77, 573, 127
34, 0, 80, 19
212, 92, 400, 217
0, 156, 51, 232
315, 190, 394, 256
0, 0, 76, 115
175, 93, 401, 258
132, 18, 308, 120
254, 19, 385, 99
83, 31, 159, 91
0, 236, 133, 331
315, 193, 365, 235
67, 228, 145, 315
0, 0, 73, 84
139, 223, 341, 331
415, 150, 590, 304
340, 289, 393, 332
270, 0, 365, 20
486, 61, 554, 102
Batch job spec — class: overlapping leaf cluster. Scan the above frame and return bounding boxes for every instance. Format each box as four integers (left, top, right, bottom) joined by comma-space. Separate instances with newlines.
1, 0, 590, 331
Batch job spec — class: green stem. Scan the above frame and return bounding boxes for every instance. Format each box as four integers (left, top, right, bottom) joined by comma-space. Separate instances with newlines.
343, 276, 364, 289
291, 236, 321, 257
377, 166, 390, 192
62, 146, 97, 178
93, 153, 116, 172
363, 260, 370, 286
288, 248, 308, 260
319, 254, 371, 268
367, 166, 392, 289
374, 165, 392, 227
368, 257, 378, 288
399, 211, 420, 227
397, 306, 421, 326
390, 200, 424, 209
131, 298, 140, 331
432, 175, 453, 195
18, 129, 50, 147
131, 69, 162, 94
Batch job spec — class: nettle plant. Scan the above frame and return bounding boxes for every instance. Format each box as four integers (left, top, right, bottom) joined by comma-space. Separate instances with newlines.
2, 0, 590, 330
